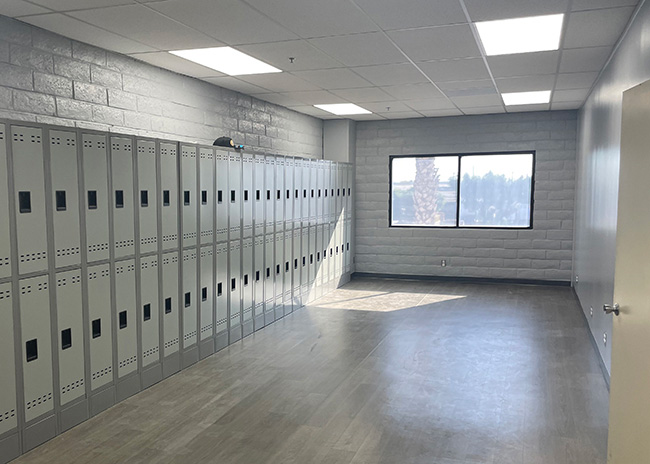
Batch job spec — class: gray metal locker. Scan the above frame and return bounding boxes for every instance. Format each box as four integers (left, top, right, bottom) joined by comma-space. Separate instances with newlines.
0, 283, 17, 436
182, 249, 198, 349
114, 259, 137, 378
308, 226, 317, 303
161, 252, 180, 358
344, 219, 351, 274
82, 134, 110, 262
284, 157, 294, 231
283, 230, 293, 315
316, 160, 324, 225
291, 228, 301, 310
324, 161, 332, 224
160, 142, 178, 251
0, 124, 11, 279
12, 126, 48, 274
346, 164, 353, 220
215, 151, 228, 243
139, 255, 159, 368
321, 223, 330, 295
336, 163, 343, 220
242, 238, 253, 336
136, 139, 158, 255
301, 227, 309, 304
19, 275, 54, 422
264, 234, 275, 324
273, 233, 283, 319
309, 160, 317, 227
242, 154, 253, 239
253, 155, 265, 237
293, 159, 302, 229
111, 137, 135, 259
199, 246, 214, 342
335, 221, 343, 281
275, 157, 284, 233
199, 147, 214, 246
181, 145, 198, 248
228, 153, 242, 241
253, 236, 264, 330
215, 243, 228, 345
265, 156, 275, 234
50, 130, 81, 268
301, 159, 310, 226
87, 264, 113, 391
229, 241, 241, 341
55, 270, 85, 407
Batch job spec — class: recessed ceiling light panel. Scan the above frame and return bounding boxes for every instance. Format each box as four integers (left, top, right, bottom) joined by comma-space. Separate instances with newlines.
314, 104, 372, 115
502, 90, 551, 106
476, 14, 564, 56
170, 47, 282, 76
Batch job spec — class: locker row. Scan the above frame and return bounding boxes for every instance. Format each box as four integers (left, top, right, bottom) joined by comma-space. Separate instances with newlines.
0, 121, 353, 278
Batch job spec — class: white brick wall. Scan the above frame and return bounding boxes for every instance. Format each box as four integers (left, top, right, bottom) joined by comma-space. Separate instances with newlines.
355, 111, 577, 282
0, 15, 323, 158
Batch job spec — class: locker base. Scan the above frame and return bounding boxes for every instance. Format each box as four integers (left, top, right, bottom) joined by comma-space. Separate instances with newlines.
182, 346, 199, 369
264, 311, 276, 326
90, 387, 115, 416
274, 307, 283, 321
215, 332, 229, 352
116, 374, 141, 403
199, 339, 215, 359
23, 415, 56, 452
141, 363, 163, 390
229, 326, 242, 344
242, 320, 254, 338
60, 399, 89, 432
0, 432, 20, 464
254, 314, 265, 331
163, 353, 181, 379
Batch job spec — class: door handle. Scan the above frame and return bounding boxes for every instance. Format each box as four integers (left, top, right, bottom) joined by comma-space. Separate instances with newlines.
603, 303, 620, 316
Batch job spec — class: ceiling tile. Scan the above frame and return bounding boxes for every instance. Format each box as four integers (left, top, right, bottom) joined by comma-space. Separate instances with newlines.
351, 63, 428, 86
378, 111, 424, 119
419, 58, 490, 82
388, 24, 481, 61
346, 113, 387, 121
487, 51, 560, 78
464, 0, 569, 21
437, 79, 494, 91
22, 13, 156, 54
444, 87, 497, 98
281, 90, 346, 105
202, 76, 270, 94
404, 98, 456, 111
353, 0, 467, 30
237, 73, 321, 92
495, 74, 557, 92
256, 93, 305, 107
28, 0, 135, 10
559, 46, 612, 73
130, 51, 224, 78
450, 94, 503, 108
572, 0, 638, 11
552, 88, 590, 102
506, 103, 550, 112
285, 105, 339, 119
292, 68, 371, 90
563, 7, 636, 49
237, 40, 342, 71
551, 101, 583, 110
555, 72, 598, 90
146, 0, 297, 46
309, 32, 406, 67
381, 83, 445, 100
1, 0, 51, 17
330, 87, 394, 102
362, 101, 413, 113
463, 106, 506, 115
420, 108, 463, 117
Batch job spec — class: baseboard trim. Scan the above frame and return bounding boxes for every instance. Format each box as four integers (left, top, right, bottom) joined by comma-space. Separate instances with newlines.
352, 272, 571, 287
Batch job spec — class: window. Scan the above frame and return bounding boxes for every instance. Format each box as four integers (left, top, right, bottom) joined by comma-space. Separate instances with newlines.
390, 152, 534, 228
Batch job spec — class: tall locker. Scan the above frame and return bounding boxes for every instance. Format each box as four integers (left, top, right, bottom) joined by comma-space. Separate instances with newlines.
301, 159, 310, 226
50, 130, 81, 268
344, 219, 352, 274
181, 145, 198, 248
161, 252, 180, 362
283, 230, 292, 315
336, 163, 343, 220
114, 260, 137, 379
308, 226, 317, 303
284, 157, 294, 231
341, 165, 348, 220
324, 161, 332, 224
316, 160, 324, 225
182, 249, 198, 350
0, 124, 11, 278
199, 246, 214, 343
275, 157, 284, 233
242, 238, 253, 336
293, 159, 302, 229
319, 224, 328, 297
0, 283, 17, 436
346, 164, 353, 220
242, 154, 253, 239
215, 151, 228, 243
291, 229, 301, 310
301, 227, 309, 304
11, 126, 48, 274
273, 233, 283, 319
253, 155, 265, 237
139, 255, 159, 368
137, 140, 158, 255
327, 223, 336, 291
264, 234, 275, 324
111, 137, 135, 259
19, 275, 54, 423
265, 156, 275, 233
308, 160, 317, 228
199, 147, 214, 246
229, 241, 242, 342
82, 134, 110, 262
87, 264, 112, 391
215, 243, 228, 349
160, 142, 178, 251
228, 153, 242, 241
253, 236, 265, 330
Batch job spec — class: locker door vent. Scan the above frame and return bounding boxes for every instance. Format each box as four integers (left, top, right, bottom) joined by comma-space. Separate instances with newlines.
26, 392, 52, 411
61, 378, 84, 396
19, 250, 47, 265
164, 339, 179, 349
119, 355, 137, 369
200, 324, 213, 335
144, 346, 159, 360
56, 245, 80, 258
0, 288, 10, 300
0, 408, 16, 424
183, 331, 197, 342
0, 255, 9, 271
92, 365, 112, 381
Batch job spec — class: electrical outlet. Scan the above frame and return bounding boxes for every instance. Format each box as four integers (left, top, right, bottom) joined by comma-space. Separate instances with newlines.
590, 307, 593, 317
441, 259, 447, 267
575, 274, 579, 283
603, 332, 607, 346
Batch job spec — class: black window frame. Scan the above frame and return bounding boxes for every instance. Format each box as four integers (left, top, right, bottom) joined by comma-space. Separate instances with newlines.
389, 151, 536, 230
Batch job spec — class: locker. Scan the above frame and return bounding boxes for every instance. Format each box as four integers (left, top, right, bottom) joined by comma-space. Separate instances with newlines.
0, 125, 11, 279
308, 160, 317, 227
19, 275, 54, 422
301, 159, 310, 226
140, 255, 159, 367
242, 238, 253, 324
283, 230, 293, 315
12, 126, 48, 274
50, 130, 81, 268
336, 163, 343, 220
114, 259, 137, 378
87, 264, 112, 391
182, 249, 198, 348
242, 154, 253, 238
199, 147, 214, 246
253, 236, 265, 327
346, 164, 353, 220
181, 145, 198, 248
137, 140, 158, 255
320, 224, 329, 296
327, 223, 336, 289
215, 243, 228, 337
265, 156, 275, 233
336, 220, 344, 281
0, 283, 17, 435
161, 252, 180, 357
316, 160, 324, 225
215, 151, 229, 243
160, 142, 179, 251
275, 157, 284, 233
55, 270, 85, 407
83, 133, 110, 262
253, 155, 265, 237
291, 228, 301, 310
301, 227, 309, 303
111, 136, 135, 259
264, 234, 275, 321
274, 233, 283, 316
344, 219, 351, 273
229, 241, 242, 336
324, 161, 332, 224
229, 153, 242, 241
284, 157, 294, 230
293, 158, 302, 229
199, 246, 214, 341
308, 226, 317, 303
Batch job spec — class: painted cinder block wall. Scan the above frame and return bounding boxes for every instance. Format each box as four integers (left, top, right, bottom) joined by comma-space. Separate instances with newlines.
354, 110, 577, 281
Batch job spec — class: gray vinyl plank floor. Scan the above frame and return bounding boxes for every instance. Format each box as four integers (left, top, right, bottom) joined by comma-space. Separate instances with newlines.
13, 277, 609, 464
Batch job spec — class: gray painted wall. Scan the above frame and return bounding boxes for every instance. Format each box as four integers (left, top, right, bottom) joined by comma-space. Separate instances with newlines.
0, 15, 323, 158
355, 111, 577, 280
574, 0, 650, 375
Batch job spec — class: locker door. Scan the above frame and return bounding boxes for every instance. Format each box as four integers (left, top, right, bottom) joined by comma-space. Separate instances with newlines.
56, 270, 85, 406
336, 220, 343, 280
275, 157, 284, 233
242, 238, 253, 325
215, 151, 228, 243
294, 159, 302, 229
160, 142, 178, 251
111, 137, 135, 259
346, 165, 353, 220
83, 134, 110, 262
12, 126, 48, 274
301, 160, 310, 226
254, 155, 265, 237
199, 147, 214, 246
309, 160, 317, 228
328, 223, 336, 289
336, 163, 343, 220
316, 161, 324, 225
291, 229, 301, 310
140, 255, 159, 367
341, 165, 348, 221
265, 156, 275, 234
182, 249, 198, 348
242, 154, 253, 239
345, 219, 351, 273
215, 243, 228, 338
0, 125, 11, 278
228, 153, 242, 241
0, 283, 17, 435
87, 264, 112, 390
181, 145, 198, 248
264, 234, 274, 321
199, 246, 214, 340
114, 259, 137, 378
322, 223, 331, 292
137, 140, 158, 255
316, 224, 325, 298
324, 161, 332, 224
308, 226, 317, 302
274, 233, 283, 316
229, 241, 241, 337
19, 275, 54, 422
301, 227, 309, 303
284, 157, 294, 230
50, 130, 81, 268
253, 236, 264, 327
161, 252, 179, 357
283, 230, 293, 314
